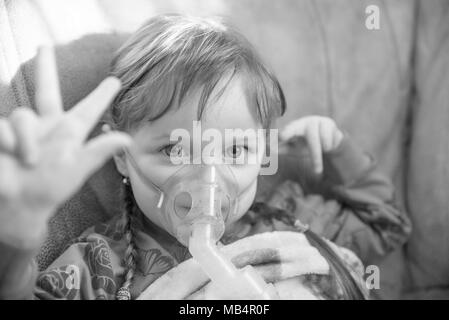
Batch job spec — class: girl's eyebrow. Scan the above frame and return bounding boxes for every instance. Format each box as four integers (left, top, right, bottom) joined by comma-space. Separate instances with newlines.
147, 129, 260, 144
137, 132, 170, 147
149, 132, 171, 142
231, 133, 258, 144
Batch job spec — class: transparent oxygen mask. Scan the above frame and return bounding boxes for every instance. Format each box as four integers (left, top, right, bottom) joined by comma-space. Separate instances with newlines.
159, 163, 238, 246
123, 147, 238, 244
125, 148, 278, 299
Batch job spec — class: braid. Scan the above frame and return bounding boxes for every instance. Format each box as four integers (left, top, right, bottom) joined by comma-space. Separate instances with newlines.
116, 180, 138, 300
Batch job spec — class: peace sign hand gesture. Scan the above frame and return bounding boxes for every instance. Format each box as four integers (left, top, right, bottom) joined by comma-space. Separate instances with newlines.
0, 46, 131, 248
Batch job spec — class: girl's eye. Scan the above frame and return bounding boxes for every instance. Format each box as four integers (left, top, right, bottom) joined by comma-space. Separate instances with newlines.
226, 145, 246, 158
161, 143, 185, 159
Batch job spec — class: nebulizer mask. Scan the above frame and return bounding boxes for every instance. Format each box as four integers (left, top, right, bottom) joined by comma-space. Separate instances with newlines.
124, 148, 278, 299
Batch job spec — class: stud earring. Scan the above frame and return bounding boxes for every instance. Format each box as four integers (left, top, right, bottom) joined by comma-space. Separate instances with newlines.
122, 177, 130, 185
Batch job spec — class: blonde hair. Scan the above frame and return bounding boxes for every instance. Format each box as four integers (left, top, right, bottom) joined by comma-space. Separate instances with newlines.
108, 14, 286, 299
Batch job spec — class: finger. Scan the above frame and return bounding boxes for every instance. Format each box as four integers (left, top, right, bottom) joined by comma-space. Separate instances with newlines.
0, 118, 17, 154
35, 46, 63, 116
305, 121, 323, 174
319, 120, 334, 152
68, 77, 121, 140
332, 129, 344, 149
81, 131, 131, 174
9, 108, 39, 165
280, 119, 306, 141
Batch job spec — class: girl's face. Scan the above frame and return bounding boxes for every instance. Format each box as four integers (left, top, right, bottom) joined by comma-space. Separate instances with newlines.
114, 74, 265, 237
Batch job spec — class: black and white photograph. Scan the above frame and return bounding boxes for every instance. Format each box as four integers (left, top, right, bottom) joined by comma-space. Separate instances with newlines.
0, 0, 447, 306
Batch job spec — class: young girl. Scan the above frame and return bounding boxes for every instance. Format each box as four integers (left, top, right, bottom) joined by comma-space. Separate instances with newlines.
0, 14, 410, 300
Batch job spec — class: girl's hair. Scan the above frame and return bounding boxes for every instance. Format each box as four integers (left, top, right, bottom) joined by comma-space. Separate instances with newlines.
108, 14, 286, 132
109, 14, 286, 299
118, 181, 138, 297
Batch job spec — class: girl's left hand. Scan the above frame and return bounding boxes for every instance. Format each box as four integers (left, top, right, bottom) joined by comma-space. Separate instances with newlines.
280, 116, 344, 174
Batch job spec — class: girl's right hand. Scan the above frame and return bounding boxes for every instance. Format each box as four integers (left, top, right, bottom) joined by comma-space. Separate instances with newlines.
0, 46, 131, 248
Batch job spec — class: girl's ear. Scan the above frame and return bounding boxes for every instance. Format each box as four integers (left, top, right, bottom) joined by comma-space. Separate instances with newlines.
113, 151, 129, 177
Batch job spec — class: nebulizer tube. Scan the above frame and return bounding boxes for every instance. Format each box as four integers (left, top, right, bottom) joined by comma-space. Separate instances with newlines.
125, 148, 277, 299
185, 166, 277, 300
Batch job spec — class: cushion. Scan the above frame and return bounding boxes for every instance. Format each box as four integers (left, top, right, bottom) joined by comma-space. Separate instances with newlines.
405, 0, 449, 298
